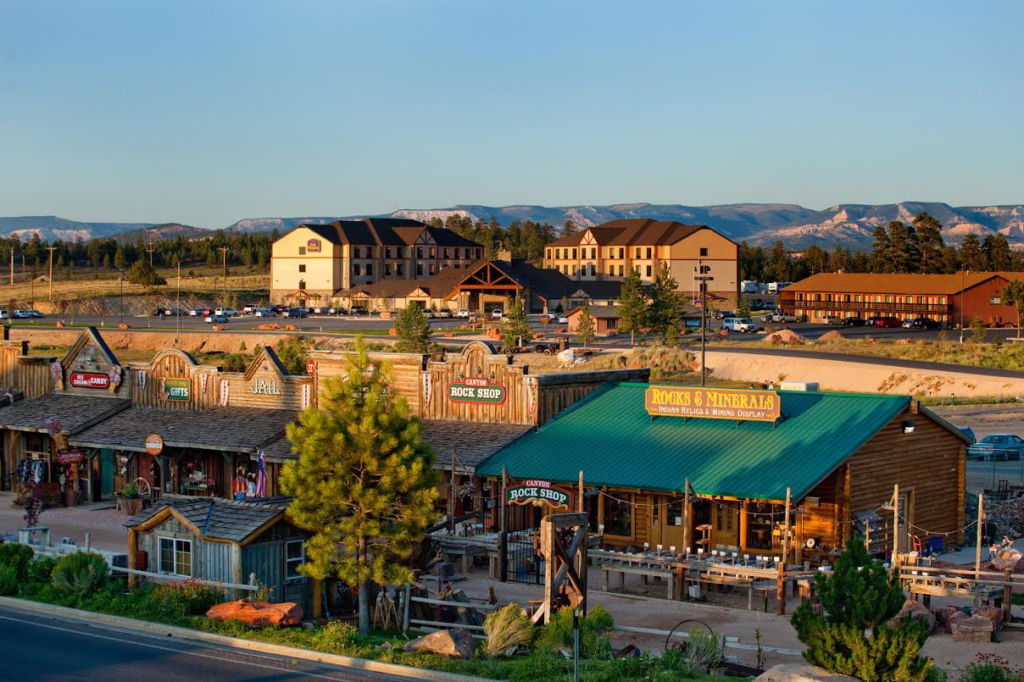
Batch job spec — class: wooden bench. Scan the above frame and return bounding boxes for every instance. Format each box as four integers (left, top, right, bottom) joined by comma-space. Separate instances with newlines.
687, 572, 757, 608
602, 563, 675, 599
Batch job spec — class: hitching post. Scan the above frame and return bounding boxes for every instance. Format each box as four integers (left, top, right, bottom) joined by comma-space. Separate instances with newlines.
573, 608, 580, 682
682, 478, 691, 558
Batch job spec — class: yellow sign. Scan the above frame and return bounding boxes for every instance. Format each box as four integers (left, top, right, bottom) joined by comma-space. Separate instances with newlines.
645, 386, 780, 422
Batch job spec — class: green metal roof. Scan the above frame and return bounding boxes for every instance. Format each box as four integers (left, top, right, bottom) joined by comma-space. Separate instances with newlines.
477, 384, 911, 501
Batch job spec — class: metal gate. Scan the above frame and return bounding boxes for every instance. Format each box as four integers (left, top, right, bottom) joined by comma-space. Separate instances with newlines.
501, 503, 543, 584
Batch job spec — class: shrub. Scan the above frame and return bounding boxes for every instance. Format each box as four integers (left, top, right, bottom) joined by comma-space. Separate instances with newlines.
27, 556, 57, 585
122, 481, 140, 499
51, 552, 109, 594
312, 620, 358, 653
151, 579, 226, 617
484, 603, 535, 657
0, 543, 36, 580
539, 605, 614, 659
0, 565, 18, 595
961, 655, 1024, 682
684, 629, 725, 673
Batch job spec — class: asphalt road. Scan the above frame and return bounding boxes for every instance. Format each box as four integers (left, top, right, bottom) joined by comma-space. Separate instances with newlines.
0, 605, 408, 681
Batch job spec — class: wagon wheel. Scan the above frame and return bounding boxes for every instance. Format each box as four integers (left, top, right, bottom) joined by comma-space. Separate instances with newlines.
131, 477, 152, 499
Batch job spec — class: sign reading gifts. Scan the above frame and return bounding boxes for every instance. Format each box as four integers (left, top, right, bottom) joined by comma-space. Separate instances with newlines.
506, 479, 573, 509
160, 378, 190, 401
448, 378, 505, 405
645, 386, 780, 422
70, 372, 110, 389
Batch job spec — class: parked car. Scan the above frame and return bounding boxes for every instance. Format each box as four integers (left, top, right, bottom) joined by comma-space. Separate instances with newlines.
242, 304, 259, 314
967, 434, 1024, 461
822, 315, 844, 325
282, 308, 307, 318
958, 427, 976, 443
902, 317, 941, 330
350, 306, 368, 315
215, 308, 239, 317
557, 315, 568, 324
11, 310, 33, 319
272, 304, 291, 313
874, 316, 901, 328
254, 308, 278, 318
27, 310, 43, 318
455, 309, 471, 318
843, 317, 867, 327
491, 309, 504, 320
434, 309, 452, 319
205, 314, 228, 324
721, 317, 760, 333
0, 310, 7, 320
422, 309, 434, 319
768, 311, 800, 323
714, 310, 733, 320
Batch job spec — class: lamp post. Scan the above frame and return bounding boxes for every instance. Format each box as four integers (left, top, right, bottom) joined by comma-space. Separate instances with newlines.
119, 270, 125, 325
959, 266, 965, 344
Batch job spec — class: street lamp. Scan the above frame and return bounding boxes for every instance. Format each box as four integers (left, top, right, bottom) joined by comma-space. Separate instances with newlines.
119, 270, 125, 325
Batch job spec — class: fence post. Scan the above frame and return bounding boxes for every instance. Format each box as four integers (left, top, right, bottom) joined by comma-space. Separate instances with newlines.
1003, 569, 1012, 625
776, 560, 786, 615
402, 583, 412, 632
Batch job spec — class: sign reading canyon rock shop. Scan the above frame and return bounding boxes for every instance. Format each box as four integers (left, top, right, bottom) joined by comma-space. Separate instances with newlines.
645, 386, 781, 422
160, 378, 190, 401
447, 377, 505, 405
506, 479, 573, 509
70, 372, 110, 389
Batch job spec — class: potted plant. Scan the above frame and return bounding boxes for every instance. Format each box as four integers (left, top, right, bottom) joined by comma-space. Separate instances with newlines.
119, 480, 143, 516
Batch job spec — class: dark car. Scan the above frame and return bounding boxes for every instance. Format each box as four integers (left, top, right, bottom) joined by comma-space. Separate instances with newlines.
282, 308, 307, 318
967, 434, 1024, 461
907, 318, 941, 330
350, 306, 368, 315
874, 316, 901, 328
843, 317, 867, 326
714, 310, 733, 320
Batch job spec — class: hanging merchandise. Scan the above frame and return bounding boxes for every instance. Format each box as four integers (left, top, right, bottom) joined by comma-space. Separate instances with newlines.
255, 450, 268, 497
50, 361, 63, 388
137, 369, 147, 391
220, 380, 230, 406
422, 373, 432, 408
301, 383, 310, 409
200, 373, 209, 394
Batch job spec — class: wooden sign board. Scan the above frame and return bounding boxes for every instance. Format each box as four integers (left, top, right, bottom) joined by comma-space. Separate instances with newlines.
69, 372, 110, 389
145, 434, 164, 455
160, 378, 190, 401
645, 386, 780, 422
448, 378, 505, 405
55, 449, 85, 465
507, 479, 573, 510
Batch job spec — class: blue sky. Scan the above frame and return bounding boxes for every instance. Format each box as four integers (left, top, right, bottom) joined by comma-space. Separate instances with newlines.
0, 1, 1021, 227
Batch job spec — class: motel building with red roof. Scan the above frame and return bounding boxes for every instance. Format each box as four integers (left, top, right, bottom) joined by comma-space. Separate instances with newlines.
780, 272, 1024, 326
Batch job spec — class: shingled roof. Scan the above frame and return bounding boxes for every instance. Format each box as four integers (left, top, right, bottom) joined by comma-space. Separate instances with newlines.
0, 393, 130, 434
69, 406, 296, 453
781, 272, 1013, 296
549, 219, 718, 248
296, 219, 480, 249
124, 495, 293, 543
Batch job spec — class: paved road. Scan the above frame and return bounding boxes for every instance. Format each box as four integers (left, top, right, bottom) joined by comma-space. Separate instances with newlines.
0, 604, 408, 681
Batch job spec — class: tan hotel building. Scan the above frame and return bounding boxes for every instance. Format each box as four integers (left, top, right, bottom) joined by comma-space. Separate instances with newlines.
543, 219, 739, 308
271, 218, 483, 306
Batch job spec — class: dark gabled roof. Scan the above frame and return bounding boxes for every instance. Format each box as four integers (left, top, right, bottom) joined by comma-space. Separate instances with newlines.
549, 232, 586, 247
546, 220, 720, 249
567, 305, 619, 319
494, 260, 578, 300
293, 219, 481, 249
420, 420, 534, 473
69, 406, 296, 454
0, 393, 130, 434
260, 433, 295, 463
573, 280, 625, 300
478, 384, 917, 501
124, 495, 293, 543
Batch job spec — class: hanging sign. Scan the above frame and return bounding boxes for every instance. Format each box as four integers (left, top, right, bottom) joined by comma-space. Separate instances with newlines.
506, 479, 573, 510
307, 238, 322, 253
145, 434, 164, 455
645, 386, 780, 422
251, 379, 282, 396
160, 378, 190, 401
55, 449, 85, 465
306, 359, 316, 376
70, 372, 111, 389
448, 378, 505, 405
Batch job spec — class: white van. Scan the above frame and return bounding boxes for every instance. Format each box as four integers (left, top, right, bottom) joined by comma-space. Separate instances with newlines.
721, 317, 760, 333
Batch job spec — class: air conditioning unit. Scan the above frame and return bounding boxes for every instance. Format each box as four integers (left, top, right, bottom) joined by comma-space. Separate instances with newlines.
780, 381, 819, 392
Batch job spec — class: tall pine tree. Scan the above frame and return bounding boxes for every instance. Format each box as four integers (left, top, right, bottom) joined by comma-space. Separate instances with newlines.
575, 300, 596, 348
617, 267, 648, 347
647, 263, 685, 342
499, 297, 533, 350
394, 303, 431, 353
281, 338, 440, 634
912, 213, 945, 274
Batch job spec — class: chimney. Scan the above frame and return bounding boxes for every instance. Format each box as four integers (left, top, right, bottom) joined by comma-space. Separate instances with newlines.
497, 249, 512, 261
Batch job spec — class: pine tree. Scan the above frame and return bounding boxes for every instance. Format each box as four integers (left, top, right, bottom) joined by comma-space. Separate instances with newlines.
394, 304, 431, 353
647, 264, 684, 342
499, 298, 532, 350
617, 268, 648, 347
1001, 279, 1024, 340
575, 300, 596, 348
126, 259, 166, 288
912, 213, 945, 274
959, 234, 983, 271
791, 541, 933, 682
281, 338, 440, 634
275, 336, 309, 375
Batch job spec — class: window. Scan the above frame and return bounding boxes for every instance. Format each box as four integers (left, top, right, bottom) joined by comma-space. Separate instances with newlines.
366, 247, 374, 258
416, 263, 423, 276
353, 264, 361, 276
618, 265, 624, 277
298, 264, 306, 273
646, 247, 652, 259
285, 540, 305, 580
646, 265, 652, 277
429, 264, 436, 275
396, 264, 404, 277
384, 263, 392, 276
635, 248, 641, 258
546, 249, 552, 259
298, 280, 306, 290
385, 247, 392, 259
604, 493, 633, 537
608, 265, 614, 276
365, 264, 373, 276
453, 248, 460, 259
159, 538, 192, 576
298, 246, 306, 255
429, 247, 436, 258
476, 248, 483, 259
572, 265, 578, 275
991, 297, 1002, 305
417, 247, 424, 259
444, 248, 450, 259
700, 247, 708, 257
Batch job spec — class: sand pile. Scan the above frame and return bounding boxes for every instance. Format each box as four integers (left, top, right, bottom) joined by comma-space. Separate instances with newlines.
763, 329, 807, 345
818, 330, 845, 342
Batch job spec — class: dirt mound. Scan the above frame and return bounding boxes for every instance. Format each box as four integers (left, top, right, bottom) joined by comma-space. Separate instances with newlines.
818, 330, 845, 342
763, 329, 807, 345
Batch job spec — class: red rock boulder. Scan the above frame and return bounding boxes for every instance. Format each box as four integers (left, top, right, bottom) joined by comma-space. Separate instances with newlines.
206, 600, 304, 628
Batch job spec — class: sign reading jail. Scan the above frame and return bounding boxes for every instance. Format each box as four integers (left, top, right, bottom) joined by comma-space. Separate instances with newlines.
645, 386, 780, 422
506, 479, 573, 510
160, 378, 190, 401
447, 378, 505, 405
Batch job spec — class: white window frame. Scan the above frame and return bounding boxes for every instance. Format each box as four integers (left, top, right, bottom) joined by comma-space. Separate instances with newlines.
285, 539, 305, 581
158, 536, 193, 577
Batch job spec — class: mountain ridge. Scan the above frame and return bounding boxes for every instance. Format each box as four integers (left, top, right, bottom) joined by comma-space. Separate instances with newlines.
3, 202, 1023, 250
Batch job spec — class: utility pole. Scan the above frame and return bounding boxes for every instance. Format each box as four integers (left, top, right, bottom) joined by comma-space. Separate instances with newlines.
176, 261, 181, 337
146, 235, 155, 268
219, 246, 229, 304
46, 246, 57, 303
9, 248, 13, 286
119, 270, 124, 325
959, 266, 965, 344
694, 261, 713, 387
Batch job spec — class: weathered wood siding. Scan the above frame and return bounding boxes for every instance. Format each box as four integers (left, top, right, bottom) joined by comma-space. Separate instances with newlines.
845, 405, 965, 547
312, 351, 425, 415
423, 343, 533, 425
129, 349, 220, 411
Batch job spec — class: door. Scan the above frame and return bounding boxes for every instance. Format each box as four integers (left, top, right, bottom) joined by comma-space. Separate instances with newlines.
660, 496, 686, 552
713, 501, 740, 550
100, 448, 114, 497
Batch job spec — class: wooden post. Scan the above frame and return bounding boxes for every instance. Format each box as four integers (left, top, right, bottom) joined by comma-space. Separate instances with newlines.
402, 583, 412, 631
739, 500, 748, 554
448, 450, 456, 533
776, 559, 786, 615
231, 543, 244, 600
892, 484, 900, 569
578, 470, 584, 513
682, 478, 691, 554
795, 511, 804, 566
975, 493, 984, 580
1003, 569, 1012, 624
783, 488, 792, 564
126, 528, 138, 590
675, 553, 684, 601
311, 578, 323, 619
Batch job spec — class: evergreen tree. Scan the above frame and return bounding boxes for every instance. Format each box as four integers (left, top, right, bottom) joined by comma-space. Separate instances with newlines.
394, 303, 431, 353
870, 226, 891, 272
647, 263, 685, 342
617, 267, 648, 346
275, 336, 309, 375
912, 213, 944, 274
791, 541, 933, 682
767, 241, 789, 281
562, 219, 579, 237
886, 221, 920, 273
126, 259, 166, 288
1001, 279, 1024, 339
575, 300, 596, 348
281, 338, 440, 634
982, 234, 1014, 271
560, 295, 569, 315
499, 297, 532, 350
959, 234, 983, 271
